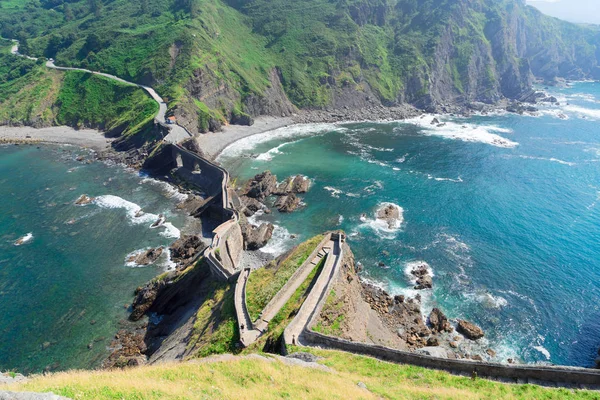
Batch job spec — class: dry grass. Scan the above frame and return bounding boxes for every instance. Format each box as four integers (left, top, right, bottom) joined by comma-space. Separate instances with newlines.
7, 350, 597, 400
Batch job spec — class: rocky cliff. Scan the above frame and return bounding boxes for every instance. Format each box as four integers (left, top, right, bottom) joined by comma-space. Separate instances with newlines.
2, 0, 600, 135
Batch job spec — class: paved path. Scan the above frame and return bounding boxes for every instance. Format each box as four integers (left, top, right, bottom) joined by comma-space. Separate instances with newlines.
284, 234, 344, 346
235, 268, 262, 346
254, 239, 332, 333
11, 40, 191, 144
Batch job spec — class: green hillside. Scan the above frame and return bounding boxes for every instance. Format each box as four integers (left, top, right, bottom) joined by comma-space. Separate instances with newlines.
1, 0, 599, 138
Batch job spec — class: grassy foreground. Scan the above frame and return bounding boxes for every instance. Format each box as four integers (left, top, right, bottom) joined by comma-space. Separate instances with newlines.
7, 349, 597, 400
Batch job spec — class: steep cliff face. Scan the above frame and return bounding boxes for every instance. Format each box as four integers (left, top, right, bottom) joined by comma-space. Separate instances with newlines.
2, 0, 600, 132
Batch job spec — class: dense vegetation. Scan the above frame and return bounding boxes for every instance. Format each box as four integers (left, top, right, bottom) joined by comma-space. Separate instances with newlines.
0, 52, 158, 143
1, 0, 599, 138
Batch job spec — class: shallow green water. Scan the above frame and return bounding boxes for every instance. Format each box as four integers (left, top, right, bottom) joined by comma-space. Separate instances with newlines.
0, 144, 188, 373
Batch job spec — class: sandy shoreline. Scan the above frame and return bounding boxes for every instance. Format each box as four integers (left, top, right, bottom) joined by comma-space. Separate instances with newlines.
0, 126, 113, 152
197, 116, 294, 159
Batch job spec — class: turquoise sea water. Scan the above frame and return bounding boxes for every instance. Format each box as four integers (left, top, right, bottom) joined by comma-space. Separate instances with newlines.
0, 145, 189, 373
220, 82, 600, 367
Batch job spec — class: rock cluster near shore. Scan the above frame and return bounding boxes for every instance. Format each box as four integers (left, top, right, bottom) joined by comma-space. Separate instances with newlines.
237, 171, 311, 250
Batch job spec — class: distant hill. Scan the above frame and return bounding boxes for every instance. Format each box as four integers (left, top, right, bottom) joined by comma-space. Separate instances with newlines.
1, 0, 599, 134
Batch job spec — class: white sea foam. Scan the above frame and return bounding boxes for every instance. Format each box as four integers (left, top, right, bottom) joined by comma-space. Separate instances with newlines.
401, 116, 518, 148
359, 202, 404, 239
259, 224, 294, 256
427, 174, 464, 183
564, 105, 600, 120
140, 177, 188, 202
464, 291, 508, 309
256, 142, 288, 161
403, 261, 434, 285
218, 123, 346, 161
94, 195, 180, 238
338, 215, 344, 225
14, 233, 33, 246
324, 186, 343, 198
516, 155, 575, 166
160, 222, 181, 239
533, 346, 551, 360
396, 153, 409, 163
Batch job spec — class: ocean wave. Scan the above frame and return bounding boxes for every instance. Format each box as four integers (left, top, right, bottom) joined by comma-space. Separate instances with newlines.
396, 153, 409, 163
218, 123, 346, 161
400, 116, 518, 148
160, 222, 181, 239
324, 186, 343, 198
94, 195, 180, 238
516, 155, 575, 166
533, 345, 551, 360
463, 291, 508, 309
259, 223, 294, 256
140, 177, 188, 202
13, 233, 33, 246
564, 105, 600, 120
427, 174, 464, 182
256, 142, 288, 161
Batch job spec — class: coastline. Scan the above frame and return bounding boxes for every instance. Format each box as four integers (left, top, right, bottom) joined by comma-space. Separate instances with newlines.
0, 126, 113, 152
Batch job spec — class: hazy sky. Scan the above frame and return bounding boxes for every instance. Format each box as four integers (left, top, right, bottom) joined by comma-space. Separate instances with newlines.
526, 0, 600, 25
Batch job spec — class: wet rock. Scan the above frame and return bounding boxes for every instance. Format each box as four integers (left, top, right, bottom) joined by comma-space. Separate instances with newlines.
274, 175, 311, 195
486, 348, 496, 358
457, 319, 484, 340
376, 203, 401, 229
150, 214, 166, 228
128, 247, 163, 266
75, 194, 94, 205
169, 235, 207, 268
414, 274, 432, 290
428, 308, 452, 333
242, 222, 274, 250
471, 354, 483, 362
244, 171, 278, 200
427, 336, 440, 346
274, 193, 301, 213
431, 117, 440, 125
240, 195, 267, 217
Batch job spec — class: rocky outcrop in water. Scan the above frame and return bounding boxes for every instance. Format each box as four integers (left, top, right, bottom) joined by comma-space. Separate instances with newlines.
274, 193, 301, 213
457, 319, 485, 340
428, 308, 452, 333
244, 171, 278, 201
169, 235, 207, 269
75, 194, 94, 205
127, 247, 164, 266
241, 222, 274, 251
274, 175, 311, 195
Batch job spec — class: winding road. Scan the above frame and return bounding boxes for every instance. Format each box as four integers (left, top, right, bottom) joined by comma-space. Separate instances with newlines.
10, 40, 191, 144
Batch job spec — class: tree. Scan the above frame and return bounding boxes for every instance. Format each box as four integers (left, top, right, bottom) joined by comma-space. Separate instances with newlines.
45, 34, 62, 58
88, 0, 102, 18
140, 0, 148, 14
63, 3, 73, 21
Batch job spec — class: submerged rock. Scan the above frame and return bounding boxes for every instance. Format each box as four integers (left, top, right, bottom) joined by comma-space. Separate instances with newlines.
457, 319, 484, 340
75, 194, 95, 205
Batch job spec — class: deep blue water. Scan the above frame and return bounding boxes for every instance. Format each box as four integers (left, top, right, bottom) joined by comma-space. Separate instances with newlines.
0, 144, 189, 373
220, 82, 600, 367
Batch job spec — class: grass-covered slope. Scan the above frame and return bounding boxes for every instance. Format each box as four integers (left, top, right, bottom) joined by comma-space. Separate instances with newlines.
0, 53, 158, 143
2, 0, 599, 129
7, 350, 599, 399
245, 234, 324, 322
